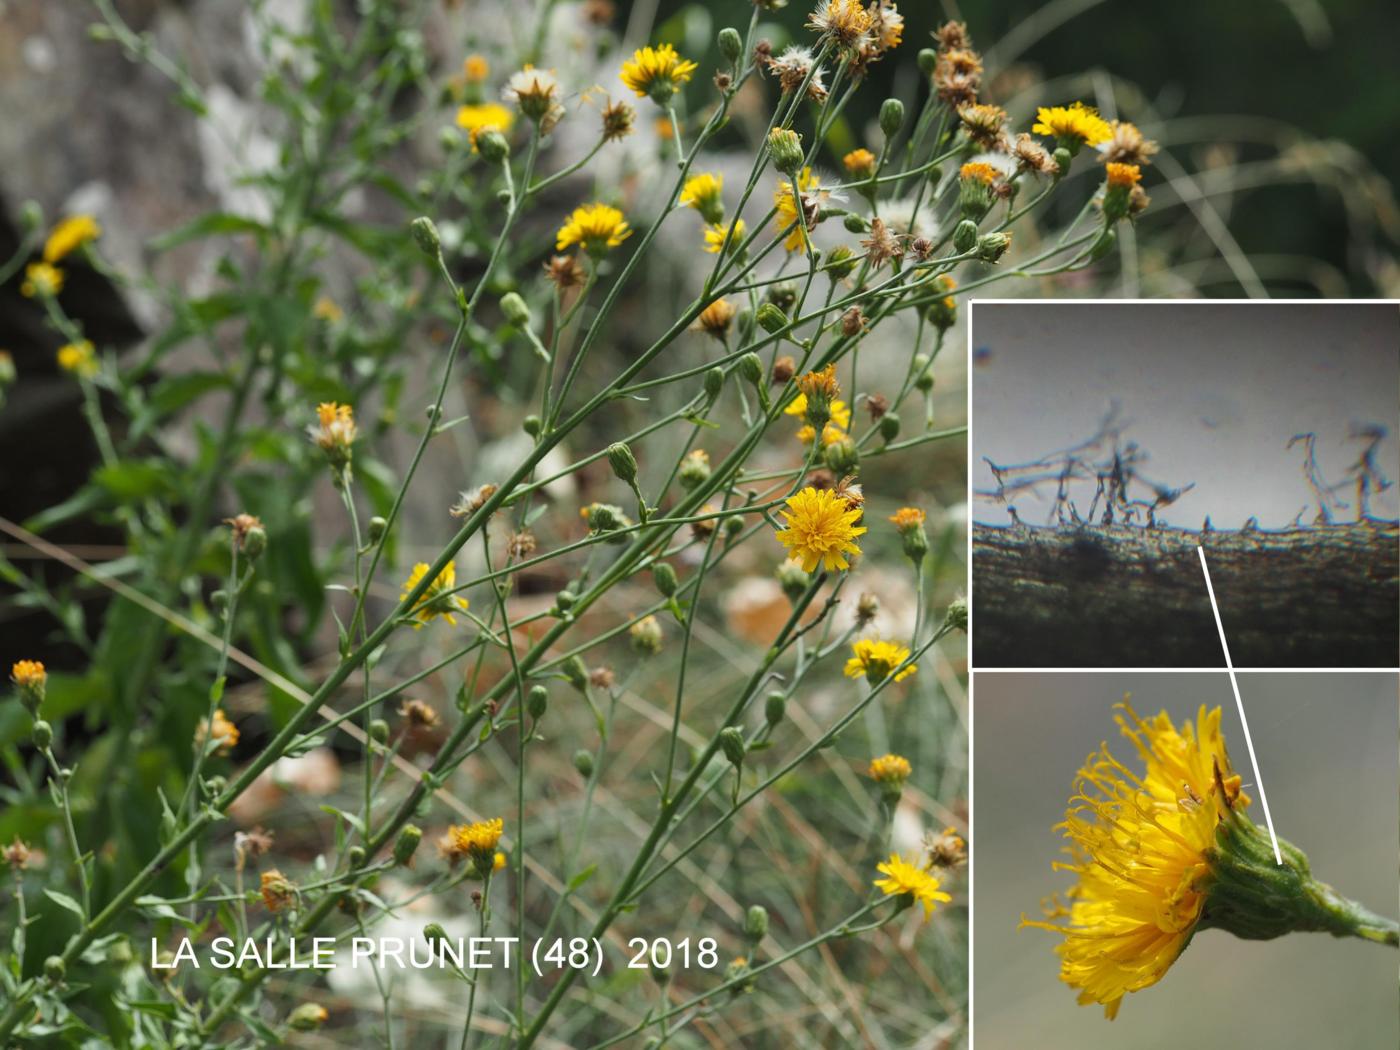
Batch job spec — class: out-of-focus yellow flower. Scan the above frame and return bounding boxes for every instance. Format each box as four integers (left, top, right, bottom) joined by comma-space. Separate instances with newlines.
785, 395, 851, 430
680, 172, 725, 223
400, 561, 469, 628
21, 261, 64, 298
556, 203, 632, 254
843, 148, 877, 178
774, 169, 819, 253
1105, 162, 1142, 188
703, 218, 745, 255
56, 341, 98, 378
44, 215, 102, 263
456, 102, 514, 147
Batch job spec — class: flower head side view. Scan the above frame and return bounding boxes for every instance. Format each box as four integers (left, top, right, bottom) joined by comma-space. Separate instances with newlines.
1023, 700, 1399, 1020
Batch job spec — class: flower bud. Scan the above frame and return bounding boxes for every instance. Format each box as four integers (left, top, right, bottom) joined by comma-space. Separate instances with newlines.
523, 414, 542, 437
738, 352, 764, 386
678, 449, 711, 490
842, 213, 869, 234
912, 353, 934, 392
584, 502, 622, 532
1052, 146, 1072, 175
368, 516, 388, 543
766, 282, 798, 312
764, 691, 786, 726
44, 956, 65, 983
563, 655, 589, 692
719, 726, 746, 767
704, 366, 725, 401
977, 231, 1012, 263
31, 720, 53, 750
606, 442, 638, 484
724, 515, 744, 538
943, 596, 968, 633
653, 562, 679, 597
556, 589, 577, 612
500, 292, 532, 327
410, 216, 441, 257
953, 219, 978, 253
477, 129, 510, 163
916, 48, 937, 75
718, 27, 743, 63
825, 244, 857, 281
423, 922, 449, 949
823, 436, 859, 474
1089, 228, 1117, 261
393, 825, 422, 866
755, 303, 788, 335
879, 98, 905, 138
879, 411, 901, 443
766, 127, 805, 175
573, 749, 595, 777
629, 615, 664, 655
369, 718, 390, 744
527, 685, 548, 719
347, 844, 367, 867
10, 660, 46, 714
288, 1003, 329, 1032
776, 558, 808, 603
744, 904, 769, 942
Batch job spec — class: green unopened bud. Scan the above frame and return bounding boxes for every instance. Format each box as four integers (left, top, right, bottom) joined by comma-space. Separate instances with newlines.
556, 589, 577, 612
500, 292, 532, 327
738, 353, 765, 387
766, 282, 798, 312
912, 353, 934, 392
288, 1002, 329, 1031
630, 615, 664, 655
44, 955, 65, 983
823, 436, 859, 474
393, 825, 423, 866
241, 524, 267, 561
843, 213, 869, 234
210, 589, 229, 613
755, 303, 788, 336
424, 922, 449, 948
1089, 227, 1117, 261
410, 216, 441, 257
583, 503, 621, 532
653, 562, 679, 597
953, 218, 978, 253
744, 904, 769, 942
718, 27, 743, 63
764, 691, 786, 727
19, 200, 43, 234
679, 450, 712, 490
31, 720, 53, 750
825, 244, 858, 281
977, 231, 1012, 263
943, 596, 968, 633
523, 414, 542, 437
477, 129, 510, 163
896, 517, 929, 563
606, 442, 638, 484
917, 48, 937, 75
527, 685, 548, 719
369, 719, 390, 744
704, 366, 725, 401
776, 558, 809, 603
368, 516, 388, 543
347, 844, 367, 867
767, 127, 804, 175
879, 411, 901, 443
1052, 146, 1072, 174
573, 749, 595, 777
879, 98, 905, 138
719, 726, 746, 767
563, 655, 589, 692
724, 515, 744, 538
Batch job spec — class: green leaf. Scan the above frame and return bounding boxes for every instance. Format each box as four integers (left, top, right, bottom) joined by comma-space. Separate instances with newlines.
93, 459, 177, 503
568, 864, 598, 892
43, 889, 86, 920
149, 212, 269, 252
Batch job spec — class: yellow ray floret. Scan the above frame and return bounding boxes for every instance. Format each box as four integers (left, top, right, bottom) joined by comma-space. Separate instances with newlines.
874, 853, 951, 920
844, 639, 917, 683
401, 561, 469, 627
556, 203, 632, 253
619, 44, 697, 100
774, 486, 866, 572
1032, 102, 1113, 146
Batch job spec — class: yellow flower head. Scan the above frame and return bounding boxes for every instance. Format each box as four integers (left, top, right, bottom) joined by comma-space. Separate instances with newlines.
401, 561, 469, 628
21, 261, 64, 299
680, 172, 725, 223
56, 341, 98, 378
843, 148, 877, 179
696, 297, 737, 339
1022, 702, 1249, 1019
463, 55, 489, 83
889, 506, 926, 530
775, 486, 866, 572
796, 421, 849, 447
440, 817, 505, 875
844, 638, 916, 684
313, 296, 343, 323
456, 102, 515, 147
869, 753, 912, 784
874, 853, 951, 920
556, 202, 632, 254
311, 402, 357, 469
784, 395, 851, 431
44, 215, 102, 263
1105, 162, 1142, 188
703, 218, 745, 255
959, 161, 999, 185
774, 169, 819, 253
1032, 102, 1113, 147
807, 0, 874, 49
197, 709, 240, 756
619, 44, 697, 103
10, 660, 46, 690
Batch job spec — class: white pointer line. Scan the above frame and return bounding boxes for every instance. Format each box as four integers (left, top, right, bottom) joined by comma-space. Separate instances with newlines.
1196, 546, 1283, 865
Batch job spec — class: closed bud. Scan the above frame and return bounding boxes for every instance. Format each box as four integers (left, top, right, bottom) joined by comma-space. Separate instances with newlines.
347, 845, 367, 867
606, 442, 638, 484
738, 352, 764, 386
477, 129, 510, 163
369, 718, 390, 743
20, 200, 43, 234
766, 282, 798, 311
500, 292, 532, 327
288, 1003, 329, 1032
573, 749, 595, 777
704, 366, 725, 401
943, 596, 968, 633
776, 558, 808, 603
44, 955, 65, 983
744, 904, 769, 942
1089, 228, 1117, 261
211, 589, 229, 612
879, 98, 905, 138
718, 26, 743, 63
912, 353, 934, 392
527, 685, 548, 719
917, 48, 937, 75
823, 437, 859, 474
523, 414, 542, 437
679, 449, 711, 490
652, 562, 679, 597
977, 231, 1012, 263
410, 216, 441, 257
31, 719, 53, 750
368, 516, 388, 543
843, 213, 869, 234
766, 127, 805, 175
953, 219, 978, 253
556, 589, 577, 612
584, 502, 620, 531
879, 411, 901, 442
242, 524, 267, 561
393, 825, 422, 866
724, 515, 744, 538
563, 654, 589, 691
1052, 146, 1072, 176
719, 726, 746, 766
423, 922, 449, 949
630, 615, 664, 655
764, 691, 786, 726
755, 303, 788, 336
825, 244, 858, 281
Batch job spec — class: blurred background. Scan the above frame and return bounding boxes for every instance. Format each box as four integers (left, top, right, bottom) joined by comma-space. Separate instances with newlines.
973, 671, 1399, 1049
